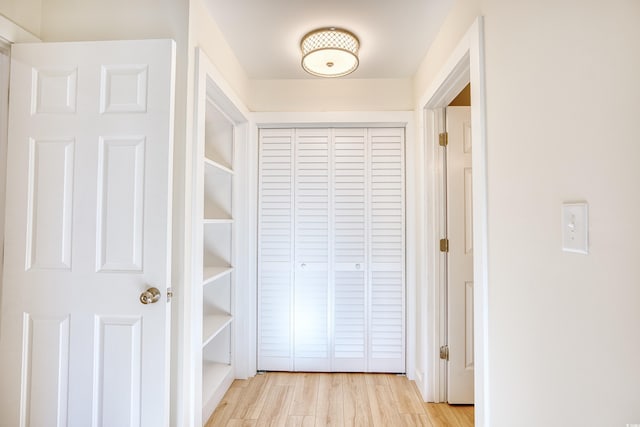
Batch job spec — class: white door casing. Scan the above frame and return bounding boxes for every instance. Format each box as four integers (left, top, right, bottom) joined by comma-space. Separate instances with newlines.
446, 106, 474, 404
0, 39, 175, 427
0, 45, 9, 323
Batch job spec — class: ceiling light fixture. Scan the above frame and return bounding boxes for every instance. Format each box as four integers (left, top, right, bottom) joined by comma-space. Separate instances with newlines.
301, 27, 360, 78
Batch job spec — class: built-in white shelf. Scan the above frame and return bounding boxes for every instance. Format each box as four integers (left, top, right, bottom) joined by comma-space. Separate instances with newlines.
203, 218, 234, 225
202, 314, 233, 347
203, 266, 234, 287
204, 157, 234, 175
202, 362, 234, 421
196, 48, 244, 426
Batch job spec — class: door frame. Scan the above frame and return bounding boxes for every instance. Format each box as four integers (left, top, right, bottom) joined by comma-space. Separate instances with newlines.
251, 111, 416, 378
417, 17, 489, 426
0, 10, 40, 333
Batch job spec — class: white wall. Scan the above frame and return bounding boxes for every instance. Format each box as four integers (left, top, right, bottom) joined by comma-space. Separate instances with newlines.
190, 0, 250, 107
0, 0, 41, 37
483, 1, 640, 425
249, 78, 413, 112
39, 0, 185, 41
412, 0, 480, 100
415, 0, 640, 425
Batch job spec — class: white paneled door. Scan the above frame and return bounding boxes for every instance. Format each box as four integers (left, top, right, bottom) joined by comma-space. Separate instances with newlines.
0, 40, 175, 427
446, 106, 474, 404
258, 128, 405, 373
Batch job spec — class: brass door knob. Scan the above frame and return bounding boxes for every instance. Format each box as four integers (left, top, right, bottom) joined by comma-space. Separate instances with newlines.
140, 287, 161, 304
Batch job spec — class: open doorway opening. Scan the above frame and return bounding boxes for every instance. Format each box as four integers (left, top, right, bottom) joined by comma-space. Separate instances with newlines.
442, 84, 474, 406
419, 17, 488, 427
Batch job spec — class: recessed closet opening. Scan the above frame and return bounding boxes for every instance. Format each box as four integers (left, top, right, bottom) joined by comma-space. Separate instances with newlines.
257, 125, 406, 374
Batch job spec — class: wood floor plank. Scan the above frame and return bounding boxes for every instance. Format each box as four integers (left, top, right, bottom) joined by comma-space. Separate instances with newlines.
227, 374, 269, 420
366, 383, 403, 427
364, 373, 389, 386
289, 373, 320, 416
388, 374, 426, 415
401, 413, 434, 426
425, 403, 474, 427
206, 373, 473, 427
343, 373, 373, 427
226, 420, 257, 427
449, 405, 475, 426
315, 373, 344, 426
255, 384, 294, 427
204, 385, 242, 427
285, 415, 315, 427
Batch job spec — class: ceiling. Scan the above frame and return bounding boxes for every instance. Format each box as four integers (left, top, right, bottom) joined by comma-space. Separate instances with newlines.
202, 0, 454, 80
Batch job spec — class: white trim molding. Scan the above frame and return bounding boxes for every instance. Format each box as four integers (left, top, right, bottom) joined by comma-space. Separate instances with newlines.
415, 17, 490, 427
0, 13, 39, 43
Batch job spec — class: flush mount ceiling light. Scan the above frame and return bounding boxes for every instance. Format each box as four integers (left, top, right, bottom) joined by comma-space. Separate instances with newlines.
301, 27, 360, 78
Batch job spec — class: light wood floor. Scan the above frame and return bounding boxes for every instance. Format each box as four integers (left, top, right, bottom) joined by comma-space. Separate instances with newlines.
205, 372, 473, 427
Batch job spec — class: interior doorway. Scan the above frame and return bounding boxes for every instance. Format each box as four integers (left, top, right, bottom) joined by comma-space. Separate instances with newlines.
419, 17, 488, 427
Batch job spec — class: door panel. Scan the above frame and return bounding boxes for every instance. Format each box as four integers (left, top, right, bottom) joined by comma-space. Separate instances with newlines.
333, 129, 366, 371
294, 129, 330, 370
0, 40, 175, 427
369, 129, 405, 372
257, 129, 295, 371
446, 106, 474, 404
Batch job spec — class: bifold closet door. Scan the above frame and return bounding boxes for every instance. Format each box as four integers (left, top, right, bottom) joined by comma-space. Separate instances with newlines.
258, 129, 294, 371
368, 128, 405, 372
258, 128, 405, 373
332, 129, 367, 371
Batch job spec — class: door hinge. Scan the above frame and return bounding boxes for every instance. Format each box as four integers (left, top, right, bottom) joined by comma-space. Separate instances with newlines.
439, 132, 448, 147
439, 345, 449, 361
166, 287, 174, 303
439, 238, 449, 253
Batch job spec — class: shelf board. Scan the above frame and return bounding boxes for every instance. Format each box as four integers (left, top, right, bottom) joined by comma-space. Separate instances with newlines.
204, 157, 234, 175
202, 361, 234, 422
203, 266, 234, 287
202, 314, 233, 347
203, 218, 234, 225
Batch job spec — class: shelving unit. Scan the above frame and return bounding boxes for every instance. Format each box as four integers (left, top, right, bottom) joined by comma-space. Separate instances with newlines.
195, 68, 237, 424
194, 48, 249, 426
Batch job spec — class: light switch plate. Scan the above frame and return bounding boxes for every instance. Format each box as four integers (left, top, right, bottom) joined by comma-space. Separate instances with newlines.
561, 202, 588, 254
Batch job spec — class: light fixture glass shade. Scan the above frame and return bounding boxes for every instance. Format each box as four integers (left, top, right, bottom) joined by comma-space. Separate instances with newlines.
301, 28, 359, 78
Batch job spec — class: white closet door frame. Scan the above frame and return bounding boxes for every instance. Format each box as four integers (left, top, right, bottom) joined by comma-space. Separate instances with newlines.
252, 113, 416, 380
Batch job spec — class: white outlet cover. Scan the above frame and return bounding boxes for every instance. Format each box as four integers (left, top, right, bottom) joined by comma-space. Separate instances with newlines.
562, 202, 588, 254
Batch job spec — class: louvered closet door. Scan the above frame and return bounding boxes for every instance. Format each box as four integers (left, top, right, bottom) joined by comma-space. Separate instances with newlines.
332, 129, 367, 371
369, 128, 405, 372
258, 129, 294, 371
258, 127, 405, 373
294, 129, 331, 371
